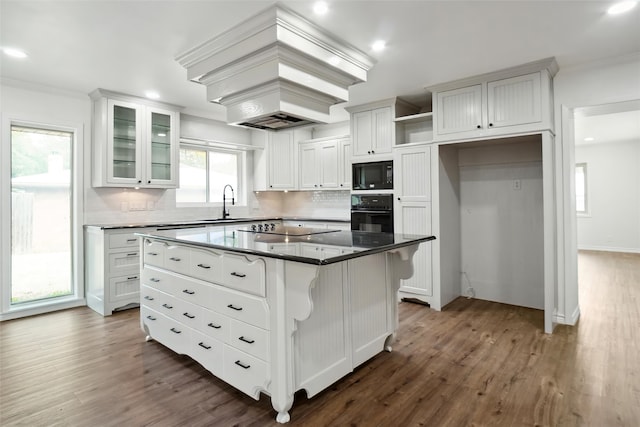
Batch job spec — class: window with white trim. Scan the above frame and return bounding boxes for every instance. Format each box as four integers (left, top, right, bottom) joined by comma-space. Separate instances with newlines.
177, 144, 243, 204
575, 162, 588, 214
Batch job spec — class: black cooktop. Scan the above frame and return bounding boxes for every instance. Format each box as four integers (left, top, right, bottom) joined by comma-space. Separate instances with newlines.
238, 225, 341, 236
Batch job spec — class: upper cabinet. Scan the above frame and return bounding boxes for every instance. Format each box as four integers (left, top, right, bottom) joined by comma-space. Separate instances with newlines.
430, 58, 558, 142
91, 89, 181, 188
253, 128, 312, 191
299, 136, 350, 190
347, 98, 422, 160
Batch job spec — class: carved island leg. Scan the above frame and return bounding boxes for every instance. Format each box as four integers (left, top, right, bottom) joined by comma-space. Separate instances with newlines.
385, 244, 420, 352
269, 259, 319, 424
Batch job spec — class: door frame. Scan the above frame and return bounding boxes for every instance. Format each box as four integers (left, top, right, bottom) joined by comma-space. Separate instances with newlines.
0, 114, 85, 320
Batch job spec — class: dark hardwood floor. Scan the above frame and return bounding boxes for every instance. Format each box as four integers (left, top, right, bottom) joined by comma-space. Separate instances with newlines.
1, 251, 638, 426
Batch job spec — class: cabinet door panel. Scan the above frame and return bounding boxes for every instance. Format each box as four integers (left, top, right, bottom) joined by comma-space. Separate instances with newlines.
319, 141, 339, 188
351, 111, 373, 157
268, 132, 297, 189
394, 147, 431, 203
299, 144, 319, 189
372, 107, 392, 155
107, 100, 143, 185
146, 107, 177, 186
338, 138, 351, 189
436, 85, 482, 135
396, 203, 432, 296
487, 72, 541, 128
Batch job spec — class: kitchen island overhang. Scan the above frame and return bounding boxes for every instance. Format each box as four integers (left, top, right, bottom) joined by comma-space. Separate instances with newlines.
136, 226, 435, 423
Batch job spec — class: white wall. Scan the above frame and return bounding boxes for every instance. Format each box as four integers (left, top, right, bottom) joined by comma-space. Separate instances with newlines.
576, 140, 640, 253
554, 52, 640, 325
458, 139, 544, 309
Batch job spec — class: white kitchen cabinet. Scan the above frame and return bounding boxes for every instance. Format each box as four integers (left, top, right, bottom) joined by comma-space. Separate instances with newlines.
85, 226, 153, 315
90, 89, 181, 188
350, 107, 392, 159
436, 84, 483, 136
431, 59, 557, 142
393, 144, 434, 306
298, 138, 343, 190
394, 112, 434, 145
253, 128, 312, 191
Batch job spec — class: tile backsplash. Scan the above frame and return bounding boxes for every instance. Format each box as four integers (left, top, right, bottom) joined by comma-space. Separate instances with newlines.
255, 190, 350, 220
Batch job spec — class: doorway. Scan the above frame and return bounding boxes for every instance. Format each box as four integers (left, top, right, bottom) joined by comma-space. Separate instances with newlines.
572, 101, 640, 318
2, 121, 81, 317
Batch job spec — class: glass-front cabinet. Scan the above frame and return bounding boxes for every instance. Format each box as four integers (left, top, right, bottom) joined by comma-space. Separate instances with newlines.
91, 89, 180, 188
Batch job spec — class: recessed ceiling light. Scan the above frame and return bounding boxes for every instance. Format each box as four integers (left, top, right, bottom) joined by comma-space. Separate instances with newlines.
607, 1, 637, 14
313, 1, 329, 15
584, 137, 595, 142
3, 47, 28, 59
145, 90, 160, 100
372, 40, 386, 52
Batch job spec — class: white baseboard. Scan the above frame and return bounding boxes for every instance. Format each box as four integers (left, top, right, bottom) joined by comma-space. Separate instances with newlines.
578, 245, 640, 254
553, 306, 580, 326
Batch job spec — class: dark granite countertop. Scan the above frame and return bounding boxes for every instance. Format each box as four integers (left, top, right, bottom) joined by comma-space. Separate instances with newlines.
85, 217, 350, 230
136, 225, 435, 265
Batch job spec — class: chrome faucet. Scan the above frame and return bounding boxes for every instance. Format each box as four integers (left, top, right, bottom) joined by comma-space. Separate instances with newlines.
222, 184, 235, 219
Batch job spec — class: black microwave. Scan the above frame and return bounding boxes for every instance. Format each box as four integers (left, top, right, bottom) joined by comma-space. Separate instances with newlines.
352, 161, 393, 190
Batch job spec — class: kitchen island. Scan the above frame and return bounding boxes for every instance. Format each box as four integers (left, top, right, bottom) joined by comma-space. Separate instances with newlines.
136, 225, 435, 423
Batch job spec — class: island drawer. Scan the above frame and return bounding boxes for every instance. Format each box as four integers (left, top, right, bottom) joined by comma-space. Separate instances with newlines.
220, 253, 266, 297
141, 284, 169, 311
143, 239, 166, 268
109, 232, 140, 249
164, 245, 191, 276
189, 247, 223, 283
141, 267, 172, 294
141, 306, 190, 355
190, 330, 224, 378
163, 271, 214, 307
229, 318, 269, 362
223, 345, 268, 400
197, 307, 230, 343
213, 287, 269, 329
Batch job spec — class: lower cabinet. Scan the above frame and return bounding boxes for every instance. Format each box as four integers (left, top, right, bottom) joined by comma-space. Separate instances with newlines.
85, 226, 153, 316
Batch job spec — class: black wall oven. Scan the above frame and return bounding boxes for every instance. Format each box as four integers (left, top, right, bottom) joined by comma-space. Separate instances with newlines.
352, 160, 393, 190
351, 194, 394, 233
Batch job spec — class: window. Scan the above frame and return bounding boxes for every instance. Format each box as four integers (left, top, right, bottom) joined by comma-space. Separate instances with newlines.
177, 145, 243, 204
575, 163, 588, 214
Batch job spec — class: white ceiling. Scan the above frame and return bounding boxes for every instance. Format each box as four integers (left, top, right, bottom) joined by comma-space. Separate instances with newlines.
1, 0, 640, 124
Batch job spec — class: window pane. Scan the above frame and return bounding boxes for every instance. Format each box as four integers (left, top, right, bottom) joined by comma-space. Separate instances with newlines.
11, 125, 73, 304
575, 163, 587, 213
208, 151, 238, 202
177, 148, 207, 203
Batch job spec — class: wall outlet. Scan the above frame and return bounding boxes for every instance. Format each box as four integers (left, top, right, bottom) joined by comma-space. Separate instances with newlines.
513, 179, 521, 190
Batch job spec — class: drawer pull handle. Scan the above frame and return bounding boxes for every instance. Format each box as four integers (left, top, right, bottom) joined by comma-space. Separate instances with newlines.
227, 304, 243, 311
146, 315, 156, 321
198, 342, 211, 350
230, 272, 246, 278
238, 336, 255, 344
197, 263, 211, 269
144, 296, 154, 301
169, 257, 181, 262
126, 253, 137, 257
235, 360, 250, 370
183, 312, 195, 319
162, 303, 173, 309
147, 252, 158, 256
150, 278, 160, 283
207, 323, 222, 329
182, 289, 195, 295
127, 276, 138, 280
127, 238, 137, 242
170, 327, 182, 334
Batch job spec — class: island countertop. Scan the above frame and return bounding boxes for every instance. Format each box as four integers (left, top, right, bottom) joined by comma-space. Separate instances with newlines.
136, 225, 435, 265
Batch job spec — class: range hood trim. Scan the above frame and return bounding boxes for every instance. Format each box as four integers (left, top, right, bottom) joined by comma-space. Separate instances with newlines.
176, 2, 376, 130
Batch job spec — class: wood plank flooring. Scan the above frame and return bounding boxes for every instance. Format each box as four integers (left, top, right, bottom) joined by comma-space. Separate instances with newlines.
1, 250, 638, 426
